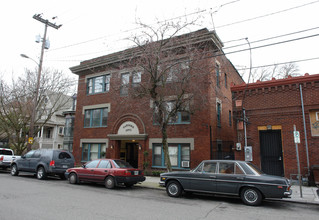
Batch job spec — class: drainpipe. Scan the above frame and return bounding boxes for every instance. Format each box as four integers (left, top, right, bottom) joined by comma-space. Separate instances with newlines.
299, 84, 310, 176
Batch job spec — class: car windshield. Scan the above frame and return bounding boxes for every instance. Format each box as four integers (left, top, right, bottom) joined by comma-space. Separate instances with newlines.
246, 162, 264, 175
113, 160, 133, 168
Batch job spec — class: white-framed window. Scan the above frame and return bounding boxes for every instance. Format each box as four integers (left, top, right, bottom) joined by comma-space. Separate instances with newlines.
132, 71, 141, 86
316, 112, 319, 121
120, 72, 130, 96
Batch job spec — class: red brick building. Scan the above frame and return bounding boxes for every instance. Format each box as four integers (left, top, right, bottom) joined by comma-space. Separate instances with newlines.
231, 74, 319, 182
70, 28, 243, 171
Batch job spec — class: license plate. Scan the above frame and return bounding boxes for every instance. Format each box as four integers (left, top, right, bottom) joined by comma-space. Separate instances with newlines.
62, 165, 68, 168
134, 171, 139, 175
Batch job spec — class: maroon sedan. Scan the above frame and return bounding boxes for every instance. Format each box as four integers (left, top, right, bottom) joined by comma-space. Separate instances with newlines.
65, 159, 145, 188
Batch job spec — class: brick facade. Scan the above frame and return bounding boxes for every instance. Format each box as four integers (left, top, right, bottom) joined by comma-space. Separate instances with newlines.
231, 74, 319, 182
70, 28, 244, 171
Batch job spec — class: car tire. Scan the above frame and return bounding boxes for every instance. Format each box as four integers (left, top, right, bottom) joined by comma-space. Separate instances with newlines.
69, 173, 78, 184
166, 180, 183, 197
11, 164, 19, 176
105, 176, 115, 189
37, 166, 47, 180
240, 187, 262, 206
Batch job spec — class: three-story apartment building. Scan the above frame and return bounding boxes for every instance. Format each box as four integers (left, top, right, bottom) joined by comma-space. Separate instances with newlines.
70, 28, 244, 170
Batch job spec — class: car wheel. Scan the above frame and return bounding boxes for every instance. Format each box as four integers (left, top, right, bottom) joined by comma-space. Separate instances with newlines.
69, 173, 78, 184
166, 180, 183, 197
37, 166, 47, 180
105, 176, 115, 189
240, 187, 262, 206
11, 164, 19, 176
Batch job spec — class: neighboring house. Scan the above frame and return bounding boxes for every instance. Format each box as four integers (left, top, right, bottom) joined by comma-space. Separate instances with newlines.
231, 74, 319, 182
70, 28, 244, 170
62, 94, 77, 153
34, 92, 73, 150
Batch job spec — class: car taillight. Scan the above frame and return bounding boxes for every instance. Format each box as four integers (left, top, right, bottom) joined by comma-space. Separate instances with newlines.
0, 156, 3, 161
49, 160, 55, 166
125, 170, 132, 176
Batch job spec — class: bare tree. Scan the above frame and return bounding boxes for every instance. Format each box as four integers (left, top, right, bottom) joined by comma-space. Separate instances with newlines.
249, 62, 300, 82
124, 21, 214, 171
0, 68, 76, 154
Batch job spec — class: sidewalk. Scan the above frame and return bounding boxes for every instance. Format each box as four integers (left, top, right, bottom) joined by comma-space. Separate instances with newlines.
137, 176, 319, 205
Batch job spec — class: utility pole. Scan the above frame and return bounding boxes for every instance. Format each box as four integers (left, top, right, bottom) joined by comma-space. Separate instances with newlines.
27, 14, 62, 151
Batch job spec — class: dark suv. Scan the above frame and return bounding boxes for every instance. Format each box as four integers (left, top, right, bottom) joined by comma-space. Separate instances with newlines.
11, 149, 75, 180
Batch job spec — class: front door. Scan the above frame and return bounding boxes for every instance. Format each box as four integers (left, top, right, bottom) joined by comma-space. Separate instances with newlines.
260, 130, 284, 176
126, 143, 138, 168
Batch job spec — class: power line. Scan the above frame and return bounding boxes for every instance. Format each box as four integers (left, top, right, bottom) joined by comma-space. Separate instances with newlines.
236, 57, 319, 71
215, 0, 319, 29
48, 9, 207, 52
223, 26, 319, 49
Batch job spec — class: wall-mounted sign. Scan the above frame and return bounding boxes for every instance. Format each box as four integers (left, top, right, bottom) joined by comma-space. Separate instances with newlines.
117, 121, 139, 135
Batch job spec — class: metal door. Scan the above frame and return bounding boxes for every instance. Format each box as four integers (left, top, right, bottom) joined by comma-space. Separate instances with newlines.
259, 130, 284, 176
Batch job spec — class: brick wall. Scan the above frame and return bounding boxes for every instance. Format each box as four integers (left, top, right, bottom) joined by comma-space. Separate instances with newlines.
232, 74, 319, 179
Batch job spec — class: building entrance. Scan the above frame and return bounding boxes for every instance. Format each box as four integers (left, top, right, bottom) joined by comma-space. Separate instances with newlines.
260, 130, 284, 176
120, 142, 139, 168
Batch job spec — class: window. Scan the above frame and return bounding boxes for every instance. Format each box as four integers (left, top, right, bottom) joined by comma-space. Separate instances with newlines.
132, 71, 141, 86
219, 162, 234, 174
82, 143, 106, 162
229, 110, 232, 126
84, 108, 108, 128
216, 63, 220, 87
87, 74, 111, 94
316, 112, 319, 121
153, 101, 190, 125
98, 160, 111, 168
120, 73, 130, 96
203, 162, 217, 173
217, 102, 221, 127
85, 160, 100, 168
152, 143, 190, 168
224, 73, 227, 88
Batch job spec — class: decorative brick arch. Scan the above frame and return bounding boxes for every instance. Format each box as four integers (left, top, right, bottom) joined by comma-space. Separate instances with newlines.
111, 113, 146, 135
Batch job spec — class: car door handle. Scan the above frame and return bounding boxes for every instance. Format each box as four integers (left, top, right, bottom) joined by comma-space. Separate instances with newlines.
236, 177, 244, 180
209, 175, 216, 179
90, 170, 94, 172
104, 170, 108, 172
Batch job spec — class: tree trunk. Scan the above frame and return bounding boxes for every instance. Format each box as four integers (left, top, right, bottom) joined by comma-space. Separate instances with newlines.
161, 124, 172, 172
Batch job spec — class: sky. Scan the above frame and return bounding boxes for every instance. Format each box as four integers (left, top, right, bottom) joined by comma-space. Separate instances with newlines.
1, 0, 319, 85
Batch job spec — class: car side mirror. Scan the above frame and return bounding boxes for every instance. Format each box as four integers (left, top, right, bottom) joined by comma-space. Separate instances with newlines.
21, 155, 26, 159
82, 164, 86, 168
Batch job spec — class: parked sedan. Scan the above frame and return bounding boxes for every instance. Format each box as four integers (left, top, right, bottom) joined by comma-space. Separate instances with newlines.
160, 160, 292, 206
65, 159, 145, 189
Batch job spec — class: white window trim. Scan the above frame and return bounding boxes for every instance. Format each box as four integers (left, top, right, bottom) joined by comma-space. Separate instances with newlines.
316, 112, 319, 121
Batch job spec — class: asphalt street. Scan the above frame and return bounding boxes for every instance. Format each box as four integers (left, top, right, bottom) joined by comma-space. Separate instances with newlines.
0, 171, 318, 220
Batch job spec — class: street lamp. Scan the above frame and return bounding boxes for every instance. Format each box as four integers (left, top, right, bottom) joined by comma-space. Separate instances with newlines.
20, 53, 42, 151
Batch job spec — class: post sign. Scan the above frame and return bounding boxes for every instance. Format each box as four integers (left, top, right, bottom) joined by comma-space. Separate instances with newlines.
28, 137, 34, 144
294, 131, 300, 144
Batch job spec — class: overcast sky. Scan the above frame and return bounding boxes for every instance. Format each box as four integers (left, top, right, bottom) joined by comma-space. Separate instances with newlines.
1, 0, 318, 84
